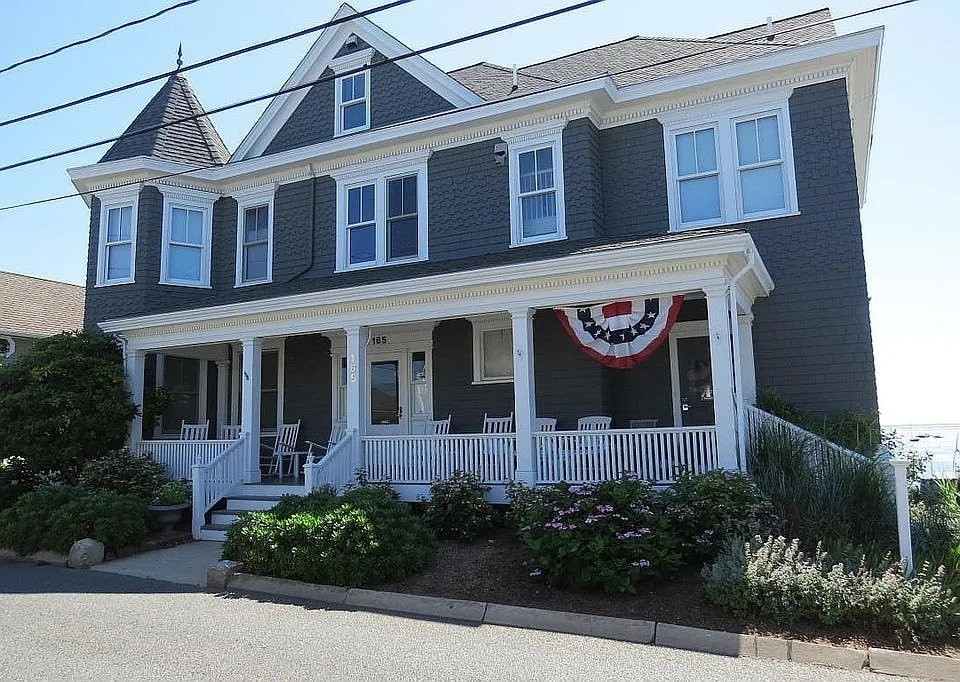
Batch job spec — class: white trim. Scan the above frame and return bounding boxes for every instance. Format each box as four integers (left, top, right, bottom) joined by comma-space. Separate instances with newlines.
469, 314, 514, 384
157, 187, 216, 288
508, 129, 567, 247
334, 155, 429, 271
234, 186, 276, 287
334, 69, 371, 136
668, 320, 709, 427
329, 47, 374, 75
95, 187, 140, 287
663, 98, 797, 231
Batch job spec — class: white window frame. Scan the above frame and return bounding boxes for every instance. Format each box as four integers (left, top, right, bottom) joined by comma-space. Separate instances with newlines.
334, 70, 371, 137
330, 48, 374, 137
234, 187, 275, 287
469, 315, 514, 385
156, 186, 216, 288
95, 187, 139, 287
332, 153, 429, 272
507, 129, 566, 247
662, 97, 798, 231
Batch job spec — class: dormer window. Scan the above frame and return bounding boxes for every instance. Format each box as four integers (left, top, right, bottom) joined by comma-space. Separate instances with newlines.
336, 71, 369, 135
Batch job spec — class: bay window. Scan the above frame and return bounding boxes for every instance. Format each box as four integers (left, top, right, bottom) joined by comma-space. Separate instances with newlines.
158, 187, 215, 287
95, 188, 139, 286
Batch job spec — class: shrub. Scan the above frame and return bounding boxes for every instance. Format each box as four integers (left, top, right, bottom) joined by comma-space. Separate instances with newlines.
757, 391, 881, 456
511, 476, 683, 593
77, 450, 167, 503
0, 485, 147, 554
659, 469, 776, 562
703, 535, 959, 643
912, 480, 960, 590
222, 486, 434, 587
0, 457, 42, 510
749, 424, 896, 555
152, 481, 190, 506
422, 471, 492, 541
0, 332, 137, 482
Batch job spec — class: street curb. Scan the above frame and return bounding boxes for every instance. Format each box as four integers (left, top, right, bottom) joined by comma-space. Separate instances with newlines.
213, 567, 957, 680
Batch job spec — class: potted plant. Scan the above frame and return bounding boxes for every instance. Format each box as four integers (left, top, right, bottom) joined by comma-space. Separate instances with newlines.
147, 480, 191, 531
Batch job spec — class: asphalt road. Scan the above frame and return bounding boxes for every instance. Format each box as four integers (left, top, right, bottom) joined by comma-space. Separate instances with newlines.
0, 561, 904, 682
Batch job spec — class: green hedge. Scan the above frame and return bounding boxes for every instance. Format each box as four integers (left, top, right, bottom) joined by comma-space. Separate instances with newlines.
222, 486, 434, 587
0, 485, 148, 554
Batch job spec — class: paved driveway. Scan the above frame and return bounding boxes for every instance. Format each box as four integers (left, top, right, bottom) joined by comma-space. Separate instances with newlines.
0, 561, 908, 681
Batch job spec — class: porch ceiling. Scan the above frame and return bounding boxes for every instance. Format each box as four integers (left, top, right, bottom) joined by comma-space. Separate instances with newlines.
103, 230, 773, 350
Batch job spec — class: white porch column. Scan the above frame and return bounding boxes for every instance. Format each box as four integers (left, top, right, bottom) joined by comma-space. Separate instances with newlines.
240, 337, 263, 483
124, 347, 146, 448
511, 308, 537, 485
737, 311, 757, 405
704, 286, 739, 470
345, 326, 367, 473
215, 358, 230, 437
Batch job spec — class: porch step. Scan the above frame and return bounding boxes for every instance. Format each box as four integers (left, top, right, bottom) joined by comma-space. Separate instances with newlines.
237, 484, 304, 497
225, 495, 286, 511
199, 524, 230, 541
210, 509, 249, 525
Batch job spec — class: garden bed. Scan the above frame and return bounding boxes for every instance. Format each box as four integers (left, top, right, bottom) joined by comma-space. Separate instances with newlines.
379, 526, 960, 657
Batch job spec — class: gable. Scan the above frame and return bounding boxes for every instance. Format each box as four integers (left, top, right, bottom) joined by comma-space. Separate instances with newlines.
233, 3, 481, 160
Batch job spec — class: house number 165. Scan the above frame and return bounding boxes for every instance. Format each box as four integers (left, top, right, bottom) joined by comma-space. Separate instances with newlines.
370, 336, 388, 345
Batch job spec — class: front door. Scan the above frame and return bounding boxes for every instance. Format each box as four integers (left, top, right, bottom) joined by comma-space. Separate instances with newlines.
367, 353, 407, 435
675, 336, 715, 426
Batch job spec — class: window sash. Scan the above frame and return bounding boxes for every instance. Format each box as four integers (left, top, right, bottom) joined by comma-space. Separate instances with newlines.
341, 171, 422, 268
240, 204, 270, 283
101, 204, 134, 283
338, 73, 368, 132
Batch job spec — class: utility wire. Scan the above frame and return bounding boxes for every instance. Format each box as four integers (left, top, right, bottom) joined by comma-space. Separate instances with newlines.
0, 0, 918, 212
0, 0, 607, 174
0, 1, 201, 77
0, 0, 416, 129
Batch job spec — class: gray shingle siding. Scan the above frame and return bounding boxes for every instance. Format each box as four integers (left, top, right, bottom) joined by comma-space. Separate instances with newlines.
283, 334, 332, 447
263, 56, 456, 156
600, 119, 668, 236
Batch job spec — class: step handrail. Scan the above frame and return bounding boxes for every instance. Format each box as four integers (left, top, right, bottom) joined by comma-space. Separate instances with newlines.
191, 434, 247, 538
303, 430, 356, 493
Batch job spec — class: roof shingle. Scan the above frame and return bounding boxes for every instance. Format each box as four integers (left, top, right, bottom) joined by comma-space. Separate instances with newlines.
0, 271, 85, 337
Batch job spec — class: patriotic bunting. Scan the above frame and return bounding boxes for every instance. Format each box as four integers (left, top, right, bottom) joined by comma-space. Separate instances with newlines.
554, 295, 684, 369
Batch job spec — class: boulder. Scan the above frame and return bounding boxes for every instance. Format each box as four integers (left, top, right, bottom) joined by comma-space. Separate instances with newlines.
67, 538, 104, 569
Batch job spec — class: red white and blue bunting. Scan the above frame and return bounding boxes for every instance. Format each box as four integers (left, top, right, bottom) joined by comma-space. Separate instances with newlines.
554, 295, 684, 369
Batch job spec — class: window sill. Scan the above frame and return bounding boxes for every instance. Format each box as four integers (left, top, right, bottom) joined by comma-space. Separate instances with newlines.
335, 255, 427, 273
471, 378, 514, 386
95, 279, 135, 288
509, 234, 567, 248
334, 125, 371, 138
234, 279, 272, 289
670, 210, 801, 232
158, 280, 213, 289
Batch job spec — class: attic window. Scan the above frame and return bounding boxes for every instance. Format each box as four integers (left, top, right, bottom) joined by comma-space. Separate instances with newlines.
335, 71, 370, 135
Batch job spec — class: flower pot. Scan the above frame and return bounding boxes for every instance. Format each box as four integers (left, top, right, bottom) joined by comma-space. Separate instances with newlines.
147, 502, 190, 532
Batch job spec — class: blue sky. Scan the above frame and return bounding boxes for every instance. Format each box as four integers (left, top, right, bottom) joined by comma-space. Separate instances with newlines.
0, 0, 954, 425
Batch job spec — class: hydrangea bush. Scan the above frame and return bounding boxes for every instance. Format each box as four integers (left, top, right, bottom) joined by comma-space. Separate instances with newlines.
422, 471, 493, 541
509, 476, 683, 593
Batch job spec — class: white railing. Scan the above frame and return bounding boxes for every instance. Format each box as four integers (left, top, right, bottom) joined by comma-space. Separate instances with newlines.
364, 433, 517, 484
136, 439, 238, 480
744, 405, 869, 464
535, 427, 719, 484
303, 431, 357, 493
191, 435, 247, 539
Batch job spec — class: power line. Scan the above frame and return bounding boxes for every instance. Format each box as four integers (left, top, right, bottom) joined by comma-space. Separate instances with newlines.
0, 1, 201, 77
0, 0, 917, 212
0, 0, 417, 129
0, 0, 608, 174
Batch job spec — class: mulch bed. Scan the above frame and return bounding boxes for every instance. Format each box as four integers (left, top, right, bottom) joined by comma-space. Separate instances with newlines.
380, 526, 960, 656
104, 529, 193, 561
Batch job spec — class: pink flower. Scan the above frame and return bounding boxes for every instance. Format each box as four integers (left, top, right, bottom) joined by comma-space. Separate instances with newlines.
530, 568, 543, 577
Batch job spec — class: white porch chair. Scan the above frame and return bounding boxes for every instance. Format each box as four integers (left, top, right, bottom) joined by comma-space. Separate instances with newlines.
577, 416, 613, 431
629, 418, 659, 429
304, 420, 347, 460
219, 424, 241, 440
426, 415, 452, 435
180, 420, 209, 440
482, 413, 514, 434
260, 420, 301, 478
535, 417, 557, 432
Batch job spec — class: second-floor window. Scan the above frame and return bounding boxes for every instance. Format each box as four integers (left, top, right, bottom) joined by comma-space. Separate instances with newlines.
159, 189, 214, 287
664, 101, 797, 230
234, 188, 275, 287
507, 131, 566, 247
95, 188, 139, 286
336, 71, 369, 135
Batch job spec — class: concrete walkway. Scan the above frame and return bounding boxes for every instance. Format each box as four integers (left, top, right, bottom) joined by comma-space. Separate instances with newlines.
91, 541, 223, 586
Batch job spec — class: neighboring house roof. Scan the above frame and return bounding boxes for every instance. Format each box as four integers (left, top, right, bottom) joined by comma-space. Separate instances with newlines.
0, 271, 85, 337
449, 8, 837, 100
99, 73, 230, 166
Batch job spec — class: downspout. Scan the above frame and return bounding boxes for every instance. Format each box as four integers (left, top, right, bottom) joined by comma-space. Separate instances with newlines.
287, 163, 318, 282
728, 247, 755, 471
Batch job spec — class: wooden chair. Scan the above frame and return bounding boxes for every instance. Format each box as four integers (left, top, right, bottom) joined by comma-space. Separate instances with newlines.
179, 420, 209, 440
535, 417, 557, 432
577, 416, 612, 431
482, 413, 514, 434
426, 415, 452, 435
219, 424, 241, 440
305, 420, 347, 460
260, 420, 301, 478
629, 419, 659, 429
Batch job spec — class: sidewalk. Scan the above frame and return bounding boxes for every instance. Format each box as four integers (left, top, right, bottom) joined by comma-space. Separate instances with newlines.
91, 541, 223, 586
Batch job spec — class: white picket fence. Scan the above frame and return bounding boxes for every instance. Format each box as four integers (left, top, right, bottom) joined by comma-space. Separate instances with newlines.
136, 439, 238, 480
364, 433, 517, 484
190, 435, 247, 538
303, 431, 357, 493
535, 427, 720, 484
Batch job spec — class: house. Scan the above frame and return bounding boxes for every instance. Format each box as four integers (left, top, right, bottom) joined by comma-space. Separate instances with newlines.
67, 5, 882, 539
0, 270, 85, 364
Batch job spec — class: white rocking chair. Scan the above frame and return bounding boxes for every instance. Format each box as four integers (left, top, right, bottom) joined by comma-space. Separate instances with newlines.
219, 424, 241, 440
482, 413, 514, 434
304, 420, 348, 460
180, 420, 209, 440
426, 415, 452, 435
577, 415, 613, 431
260, 420, 301, 478
535, 417, 557, 432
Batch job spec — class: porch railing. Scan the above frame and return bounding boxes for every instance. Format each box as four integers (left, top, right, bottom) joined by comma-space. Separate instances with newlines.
303, 430, 357, 493
136, 439, 239, 480
535, 427, 719, 484
744, 405, 869, 464
190, 435, 247, 538
364, 433, 517, 484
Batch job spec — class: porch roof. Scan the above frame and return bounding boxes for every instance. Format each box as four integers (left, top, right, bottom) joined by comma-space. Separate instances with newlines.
102, 229, 773, 349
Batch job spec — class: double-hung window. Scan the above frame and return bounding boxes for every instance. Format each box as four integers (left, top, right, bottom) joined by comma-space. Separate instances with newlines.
95, 188, 139, 286
470, 316, 514, 384
334, 155, 429, 271
158, 187, 215, 287
664, 100, 796, 230
336, 71, 369, 135
234, 187, 274, 286
506, 129, 566, 247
